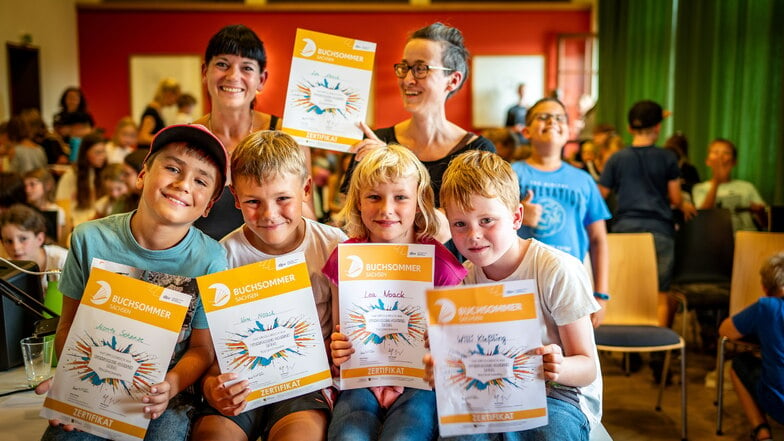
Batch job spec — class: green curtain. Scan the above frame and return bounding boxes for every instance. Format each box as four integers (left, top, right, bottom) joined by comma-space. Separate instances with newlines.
598, 0, 784, 204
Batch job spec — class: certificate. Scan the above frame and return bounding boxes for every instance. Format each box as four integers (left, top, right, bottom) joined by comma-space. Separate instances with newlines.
426, 280, 547, 437
281, 28, 376, 152
337, 243, 433, 390
41, 268, 191, 441
196, 252, 332, 411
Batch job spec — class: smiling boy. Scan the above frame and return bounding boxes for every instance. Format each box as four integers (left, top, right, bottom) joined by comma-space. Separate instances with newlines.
432, 149, 602, 441
191, 130, 346, 441
41, 124, 229, 441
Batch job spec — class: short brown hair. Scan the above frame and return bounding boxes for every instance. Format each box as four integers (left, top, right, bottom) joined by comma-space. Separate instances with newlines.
440, 150, 520, 213
231, 131, 308, 185
761, 252, 784, 296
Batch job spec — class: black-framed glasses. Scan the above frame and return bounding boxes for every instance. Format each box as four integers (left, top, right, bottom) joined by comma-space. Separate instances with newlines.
393, 62, 454, 79
533, 113, 568, 123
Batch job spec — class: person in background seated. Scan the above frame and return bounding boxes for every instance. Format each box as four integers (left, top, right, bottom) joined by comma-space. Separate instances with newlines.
20, 109, 69, 165
719, 252, 784, 441
0, 204, 67, 294
6, 115, 47, 175
93, 163, 129, 219
112, 148, 149, 214
55, 132, 108, 227
105, 117, 138, 165
692, 138, 766, 231
138, 78, 180, 149
52, 86, 94, 135
23, 168, 66, 244
173, 93, 198, 125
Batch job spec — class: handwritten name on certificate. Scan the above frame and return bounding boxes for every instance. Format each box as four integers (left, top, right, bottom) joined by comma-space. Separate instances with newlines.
197, 252, 331, 411
41, 267, 191, 441
426, 280, 547, 437
338, 243, 434, 390
281, 28, 376, 152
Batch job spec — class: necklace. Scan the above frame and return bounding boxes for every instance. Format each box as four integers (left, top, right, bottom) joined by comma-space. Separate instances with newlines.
207, 109, 255, 139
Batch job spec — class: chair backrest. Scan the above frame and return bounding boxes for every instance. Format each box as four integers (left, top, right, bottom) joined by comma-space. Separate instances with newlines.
729, 231, 784, 314
672, 208, 734, 285
769, 205, 784, 232
605, 232, 659, 326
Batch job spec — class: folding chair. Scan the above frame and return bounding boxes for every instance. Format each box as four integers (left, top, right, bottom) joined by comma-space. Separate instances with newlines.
715, 231, 784, 434
596, 232, 687, 441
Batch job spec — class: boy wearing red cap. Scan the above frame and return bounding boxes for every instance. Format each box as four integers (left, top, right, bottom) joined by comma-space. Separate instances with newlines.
41, 124, 230, 441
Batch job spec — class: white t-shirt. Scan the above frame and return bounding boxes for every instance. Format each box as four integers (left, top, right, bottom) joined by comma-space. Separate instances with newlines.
692, 179, 765, 231
220, 217, 347, 339
464, 238, 603, 429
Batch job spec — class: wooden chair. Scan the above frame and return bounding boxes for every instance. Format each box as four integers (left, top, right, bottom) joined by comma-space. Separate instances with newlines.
715, 231, 784, 434
596, 232, 687, 441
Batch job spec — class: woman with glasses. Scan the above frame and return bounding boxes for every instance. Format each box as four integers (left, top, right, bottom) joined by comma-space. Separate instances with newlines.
341, 22, 495, 243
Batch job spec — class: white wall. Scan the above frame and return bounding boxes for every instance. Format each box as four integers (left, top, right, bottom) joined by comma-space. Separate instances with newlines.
0, 0, 80, 126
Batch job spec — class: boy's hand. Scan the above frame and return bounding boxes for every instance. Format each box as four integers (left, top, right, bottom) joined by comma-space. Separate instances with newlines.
423, 353, 435, 388
330, 327, 354, 366
142, 380, 173, 420
350, 121, 386, 162
203, 372, 251, 416
531, 344, 564, 382
521, 190, 542, 227
680, 201, 697, 221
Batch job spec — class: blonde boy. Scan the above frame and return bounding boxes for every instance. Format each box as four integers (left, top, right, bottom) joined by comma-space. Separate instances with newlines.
192, 131, 346, 441
41, 124, 230, 441
434, 150, 602, 440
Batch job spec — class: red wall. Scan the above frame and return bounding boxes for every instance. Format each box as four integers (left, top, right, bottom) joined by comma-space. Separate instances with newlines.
77, 8, 590, 135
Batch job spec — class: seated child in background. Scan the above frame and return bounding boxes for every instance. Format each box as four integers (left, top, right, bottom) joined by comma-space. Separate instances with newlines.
93, 163, 129, 219
719, 252, 784, 441
39, 124, 229, 441
427, 149, 601, 441
325, 144, 466, 441
693, 138, 766, 231
0, 203, 67, 294
191, 130, 347, 441
55, 131, 108, 227
173, 93, 197, 125
105, 116, 138, 165
24, 168, 66, 244
113, 147, 149, 214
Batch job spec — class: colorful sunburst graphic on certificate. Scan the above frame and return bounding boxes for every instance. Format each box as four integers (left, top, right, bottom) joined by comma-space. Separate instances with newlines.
346, 299, 426, 345
294, 78, 361, 117
68, 334, 156, 397
225, 317, 316, 370
447, 344, 537, 391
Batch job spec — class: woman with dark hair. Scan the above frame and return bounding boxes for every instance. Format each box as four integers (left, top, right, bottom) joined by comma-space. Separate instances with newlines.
192, 24, 288, 240
52, 86, 94, 129
342, 22, 495, 242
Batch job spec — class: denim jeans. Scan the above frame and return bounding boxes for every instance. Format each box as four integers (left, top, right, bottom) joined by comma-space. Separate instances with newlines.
328, 387, 437, 441
439, 397, 589, 441
41, 398, 193, 441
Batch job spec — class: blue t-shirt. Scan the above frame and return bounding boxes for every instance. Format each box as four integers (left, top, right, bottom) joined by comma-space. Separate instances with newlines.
732, 297, 784, 423
512, 161, 610, 260
60, 211, 228, 366
599, 145, 680, 235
